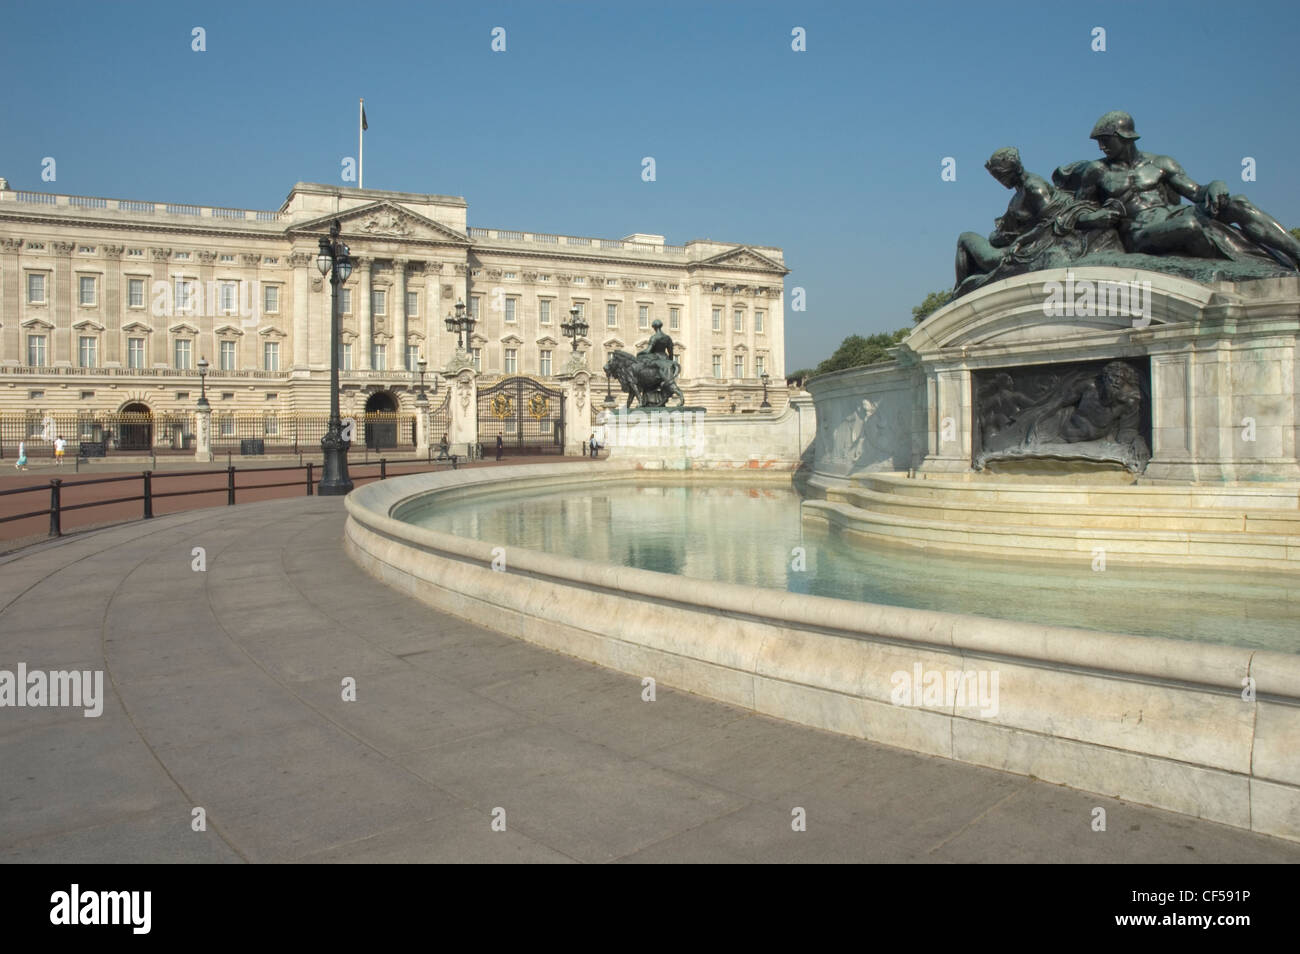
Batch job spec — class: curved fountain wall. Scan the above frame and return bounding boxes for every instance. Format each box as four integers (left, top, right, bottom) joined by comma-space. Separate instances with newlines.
345, 462, 1300, 842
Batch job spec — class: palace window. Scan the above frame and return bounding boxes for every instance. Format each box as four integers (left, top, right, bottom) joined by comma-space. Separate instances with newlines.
128, 278, 145, 308
371, 343, 386, 371
128, 337, 145, 369
712, 354, 722, 378
341, 343, 353, 370
263, 341, 280, 371
755, 310, 765, 333
220, 416, 235, 437
127, 248, 144, 257
174, 338, 193, 370
606, 303, 618, 328
505, 348, 518, 373
174, 278, 195, 314
734, 354, 745, 378
220, 282, 237, 313
406, 291, 418, 317
471, 347, 482, 372
504, 298, 517, 323
540, 349, 552, 376
78, 336, 97, 368
220, 254, 235, 263
340, 288, 352, 314
79, 276, 96, 306
711, 307, 722, 331
28, 273, 47, 304
406, 345, 419, 372
756, 355, 766, 377
371, 289, 386, 316
263, 285, 280, 314
669, 307, 680, 331
539, 300, 551, 324
219, 340, 237, 371
572, 301, 585, 321
734, 309, 744, 332
470, 296, 481, 318
27, 334, 48, 366
638, 305, 649, 329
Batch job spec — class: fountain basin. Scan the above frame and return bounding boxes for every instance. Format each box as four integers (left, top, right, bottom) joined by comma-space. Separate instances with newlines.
344, 462, 1300, 841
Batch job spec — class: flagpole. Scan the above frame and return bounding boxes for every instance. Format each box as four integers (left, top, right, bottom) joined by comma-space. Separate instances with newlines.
359, 98, 364, 190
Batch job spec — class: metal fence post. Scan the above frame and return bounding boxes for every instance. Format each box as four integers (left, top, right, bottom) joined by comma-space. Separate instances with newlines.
306, 462, 314, 496
143, 470, 154, 519
227, 465, 236, 506
380, 458, 387, 480
48, 479, 62, 537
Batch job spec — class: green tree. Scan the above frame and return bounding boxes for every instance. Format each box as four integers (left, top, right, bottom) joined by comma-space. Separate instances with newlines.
1290, 227, 1300, 243
813, 328, 910, 376
912, 289, 953, 324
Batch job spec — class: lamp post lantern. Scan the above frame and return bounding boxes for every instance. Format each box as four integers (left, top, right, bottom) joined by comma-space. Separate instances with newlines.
196, 356, 210, 409
445, 298, 476, 352
561, 304, 588, 352
760, 372, 771, 409
316, 218, 353, 495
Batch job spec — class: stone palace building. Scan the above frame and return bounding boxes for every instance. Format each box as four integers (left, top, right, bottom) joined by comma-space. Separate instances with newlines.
0, 178, 789, 437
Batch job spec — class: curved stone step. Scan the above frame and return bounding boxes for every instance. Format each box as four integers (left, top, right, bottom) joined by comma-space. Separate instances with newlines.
826, 485, 1300, 535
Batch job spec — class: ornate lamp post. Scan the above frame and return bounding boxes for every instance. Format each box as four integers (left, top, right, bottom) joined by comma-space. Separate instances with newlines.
760, 372, 771, 409
316, 219, 353, 495
196, 356, 210, 409
445, 298, 476, 352
561, 304, 588, 352
415, 355, 429, 405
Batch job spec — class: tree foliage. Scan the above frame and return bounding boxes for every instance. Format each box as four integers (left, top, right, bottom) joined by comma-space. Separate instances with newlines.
912, 289, 953, 323
813, 329, 909, 376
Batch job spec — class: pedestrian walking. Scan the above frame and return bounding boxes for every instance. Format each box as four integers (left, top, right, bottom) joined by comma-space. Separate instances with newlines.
14, 440, 28, 471
54, 435, 66, 467
495, 434, 503, 461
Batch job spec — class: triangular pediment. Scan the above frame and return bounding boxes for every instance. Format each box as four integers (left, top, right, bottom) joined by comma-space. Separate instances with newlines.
73, 319, 106, 332
693, 246, 788, 274
289, 201, 469, 246
257, 324, 287, 338
168, 321, 200, 335
500, 334, 523, 345
213, 324, 244, 337
535, 335, 559, 347
121, 320, 153, 334
21, 317, 55, 330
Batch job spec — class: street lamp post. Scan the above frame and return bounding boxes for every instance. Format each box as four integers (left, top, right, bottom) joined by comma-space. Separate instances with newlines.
316, 219, 353, 495
415, 356, 429, 405
196, 356, 209, 408
445, 298, 476, 353
760, 372, 771, 409
561, 303, 588, 352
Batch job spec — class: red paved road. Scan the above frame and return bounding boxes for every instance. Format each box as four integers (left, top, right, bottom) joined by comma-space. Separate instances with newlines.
0, 455, 594, 551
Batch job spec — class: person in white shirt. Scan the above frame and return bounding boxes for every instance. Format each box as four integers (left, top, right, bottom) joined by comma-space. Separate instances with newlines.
53, 435, 66, 467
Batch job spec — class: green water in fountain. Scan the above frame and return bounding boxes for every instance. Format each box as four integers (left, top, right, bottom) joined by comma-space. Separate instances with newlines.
399, 480, 1300, 652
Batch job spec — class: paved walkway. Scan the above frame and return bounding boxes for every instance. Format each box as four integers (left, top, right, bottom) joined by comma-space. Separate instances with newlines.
2, 497, 1297, 863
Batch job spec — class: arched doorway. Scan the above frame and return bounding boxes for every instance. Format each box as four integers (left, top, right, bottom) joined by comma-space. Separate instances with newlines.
118, 402, 153, 451
364, 391, 398, 449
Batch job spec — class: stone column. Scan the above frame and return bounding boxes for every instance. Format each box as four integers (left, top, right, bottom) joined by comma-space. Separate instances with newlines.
356, 258, 372, 370
194, 404, 213, 462
53, 241, 74, 366
414, 392, 430, 457
1, 238, 23, 364
394, 258, 408, 373
103, 246, 124, 365
290, 251, 311, 372
447, 365, 478, 457
556, 368, 591, 455
917, 364, 972, 474
425, 265, 442, 369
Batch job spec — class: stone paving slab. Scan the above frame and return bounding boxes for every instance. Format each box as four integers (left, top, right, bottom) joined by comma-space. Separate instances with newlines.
2, 496, 1300, 863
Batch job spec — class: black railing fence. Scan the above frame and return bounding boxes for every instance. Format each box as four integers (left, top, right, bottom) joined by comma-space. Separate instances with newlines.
0, 452, 460, 540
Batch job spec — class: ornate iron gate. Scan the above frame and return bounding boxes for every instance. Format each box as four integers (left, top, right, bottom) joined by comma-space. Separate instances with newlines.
477, 376, 565, 455
429, 389, 452, 448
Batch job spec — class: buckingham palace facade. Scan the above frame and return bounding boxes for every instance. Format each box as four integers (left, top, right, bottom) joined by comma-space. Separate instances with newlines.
0, 179, 789, 433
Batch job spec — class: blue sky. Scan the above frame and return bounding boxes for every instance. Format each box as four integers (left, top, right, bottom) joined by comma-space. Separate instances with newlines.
2, 0, 1298, 370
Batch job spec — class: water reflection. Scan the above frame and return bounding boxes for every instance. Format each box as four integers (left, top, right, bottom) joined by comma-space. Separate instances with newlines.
401, 481, 1300, 653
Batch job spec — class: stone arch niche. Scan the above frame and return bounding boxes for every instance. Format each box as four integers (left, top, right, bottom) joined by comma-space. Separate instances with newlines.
808, 268, 1300, 484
